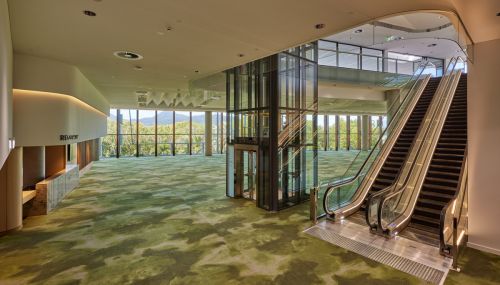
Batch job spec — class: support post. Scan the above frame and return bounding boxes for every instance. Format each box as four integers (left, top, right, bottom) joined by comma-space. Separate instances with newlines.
361, 115, 370, 151
205, 111, 212, 156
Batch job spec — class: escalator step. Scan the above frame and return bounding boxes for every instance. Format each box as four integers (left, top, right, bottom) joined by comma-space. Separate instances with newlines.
411, 214, 440, 227
422, 183, 457, 193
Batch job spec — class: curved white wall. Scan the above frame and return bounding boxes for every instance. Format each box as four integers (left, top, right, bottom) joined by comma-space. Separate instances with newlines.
12, 54, 109, 147
13, 53, 109, 115
0, 0, 13, 168
13, 90, 107, 147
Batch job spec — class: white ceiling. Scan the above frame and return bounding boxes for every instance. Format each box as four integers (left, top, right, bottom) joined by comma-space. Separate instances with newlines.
323, 12, 466, 59
6, 0, 500, 109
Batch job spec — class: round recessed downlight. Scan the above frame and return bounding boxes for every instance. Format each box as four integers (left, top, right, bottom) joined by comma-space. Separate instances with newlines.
315, 23, 325, 29
354, 29, 363, 34
83, 10, 97, 17
113, 51, 143, 60
427, 43, 437, 47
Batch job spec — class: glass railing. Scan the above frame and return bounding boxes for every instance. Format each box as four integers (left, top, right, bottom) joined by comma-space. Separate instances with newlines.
440, 148, 467, 266
373, 57, 465, 235
314, 60, 433, 221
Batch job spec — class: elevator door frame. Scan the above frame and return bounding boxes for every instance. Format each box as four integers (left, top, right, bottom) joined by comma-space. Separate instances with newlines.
234, 144, 259, 204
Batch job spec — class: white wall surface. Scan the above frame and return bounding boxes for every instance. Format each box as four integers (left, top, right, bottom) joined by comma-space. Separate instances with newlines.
0, 0, 13, 168
467, 38, 500, 255
13, 53, 109, 115
13, 90, 107, 147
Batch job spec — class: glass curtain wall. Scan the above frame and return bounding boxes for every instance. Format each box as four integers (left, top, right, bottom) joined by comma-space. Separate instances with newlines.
102, 109, 226, 158
158, 111, 174, 156
319, 40, 383, 72
319, 40, 444, 76
191, 112, 205, 155
119, 109, 138, 157
101, 109, 117, 158
175, 112, 190, 155
212, 112, 226, 154
308, 113, 387, 152
138, 110, 156, 156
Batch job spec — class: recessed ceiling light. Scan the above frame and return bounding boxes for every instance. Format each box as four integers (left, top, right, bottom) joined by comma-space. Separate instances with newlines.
113, 51, 143, 60
315, 23, 325, 29
354, 29, 363, 34
195, 70, 199, 73
238, 53, 245, 57
427, 43, 437, 47
83, 10, 96, 17
134, 66, 143, 71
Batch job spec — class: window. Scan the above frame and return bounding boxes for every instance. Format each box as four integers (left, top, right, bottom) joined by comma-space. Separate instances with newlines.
361, 48, 383, 71
317, 115, 325, 150
318, 40, 337, 67
328, 115, 337, 151
349, 116, 360, 150
157, 111, 174, 156
101, 109, 117, 158
119, 109, 137, 157
338, 115, 348, 150
138, 110, 156, 156
338, 44, 360, 69
191, 112, 205, 155
175, 111, 190, 155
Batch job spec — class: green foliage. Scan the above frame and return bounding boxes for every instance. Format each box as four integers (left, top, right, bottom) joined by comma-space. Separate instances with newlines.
102, 118, 207, 157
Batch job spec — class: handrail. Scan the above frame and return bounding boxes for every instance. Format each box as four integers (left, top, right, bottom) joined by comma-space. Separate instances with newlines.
366, 57, 461, 229
374, 57, 465, 235
321, 60, 432, 219
365, 60, 457, 228
440, 147, 467, 256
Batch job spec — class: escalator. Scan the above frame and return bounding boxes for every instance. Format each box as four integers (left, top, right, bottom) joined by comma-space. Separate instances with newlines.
401, 74, 467, 246
347, 77, 442, 221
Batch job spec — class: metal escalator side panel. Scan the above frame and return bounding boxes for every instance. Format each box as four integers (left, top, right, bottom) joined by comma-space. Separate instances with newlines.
382, 70, 465, 237
325, 75, 431, 220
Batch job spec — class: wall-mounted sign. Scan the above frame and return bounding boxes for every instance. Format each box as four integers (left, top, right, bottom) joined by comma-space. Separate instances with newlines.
60, 135, 79, 141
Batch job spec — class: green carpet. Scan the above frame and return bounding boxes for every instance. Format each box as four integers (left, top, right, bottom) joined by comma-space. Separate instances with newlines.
0, 155, 498, 284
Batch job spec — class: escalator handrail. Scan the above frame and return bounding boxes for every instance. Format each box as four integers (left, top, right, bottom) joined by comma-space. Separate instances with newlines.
439, 146, 468, 253
375, 57, 464, 233
322, 60, 431, 215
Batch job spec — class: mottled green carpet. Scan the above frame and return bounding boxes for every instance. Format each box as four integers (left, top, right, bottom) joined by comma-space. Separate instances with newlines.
0, 154, 498, 284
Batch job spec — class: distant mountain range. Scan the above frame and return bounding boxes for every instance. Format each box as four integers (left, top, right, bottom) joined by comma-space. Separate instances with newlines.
109, 111, 220, 126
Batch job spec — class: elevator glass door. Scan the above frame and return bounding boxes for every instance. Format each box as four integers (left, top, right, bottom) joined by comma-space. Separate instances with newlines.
242, 150, 257, 200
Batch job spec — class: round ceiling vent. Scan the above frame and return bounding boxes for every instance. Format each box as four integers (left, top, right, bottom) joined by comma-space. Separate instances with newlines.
113, 51, 143, 60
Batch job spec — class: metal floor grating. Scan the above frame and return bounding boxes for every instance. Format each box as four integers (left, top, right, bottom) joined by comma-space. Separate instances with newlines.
305, 221, 451, 285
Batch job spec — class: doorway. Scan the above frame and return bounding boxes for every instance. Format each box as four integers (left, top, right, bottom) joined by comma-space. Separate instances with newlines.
234, 145, 259, 202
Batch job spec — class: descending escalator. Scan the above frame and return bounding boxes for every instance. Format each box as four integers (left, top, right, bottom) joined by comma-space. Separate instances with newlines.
355, 77, 441, 217
401, 74, 467, 246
